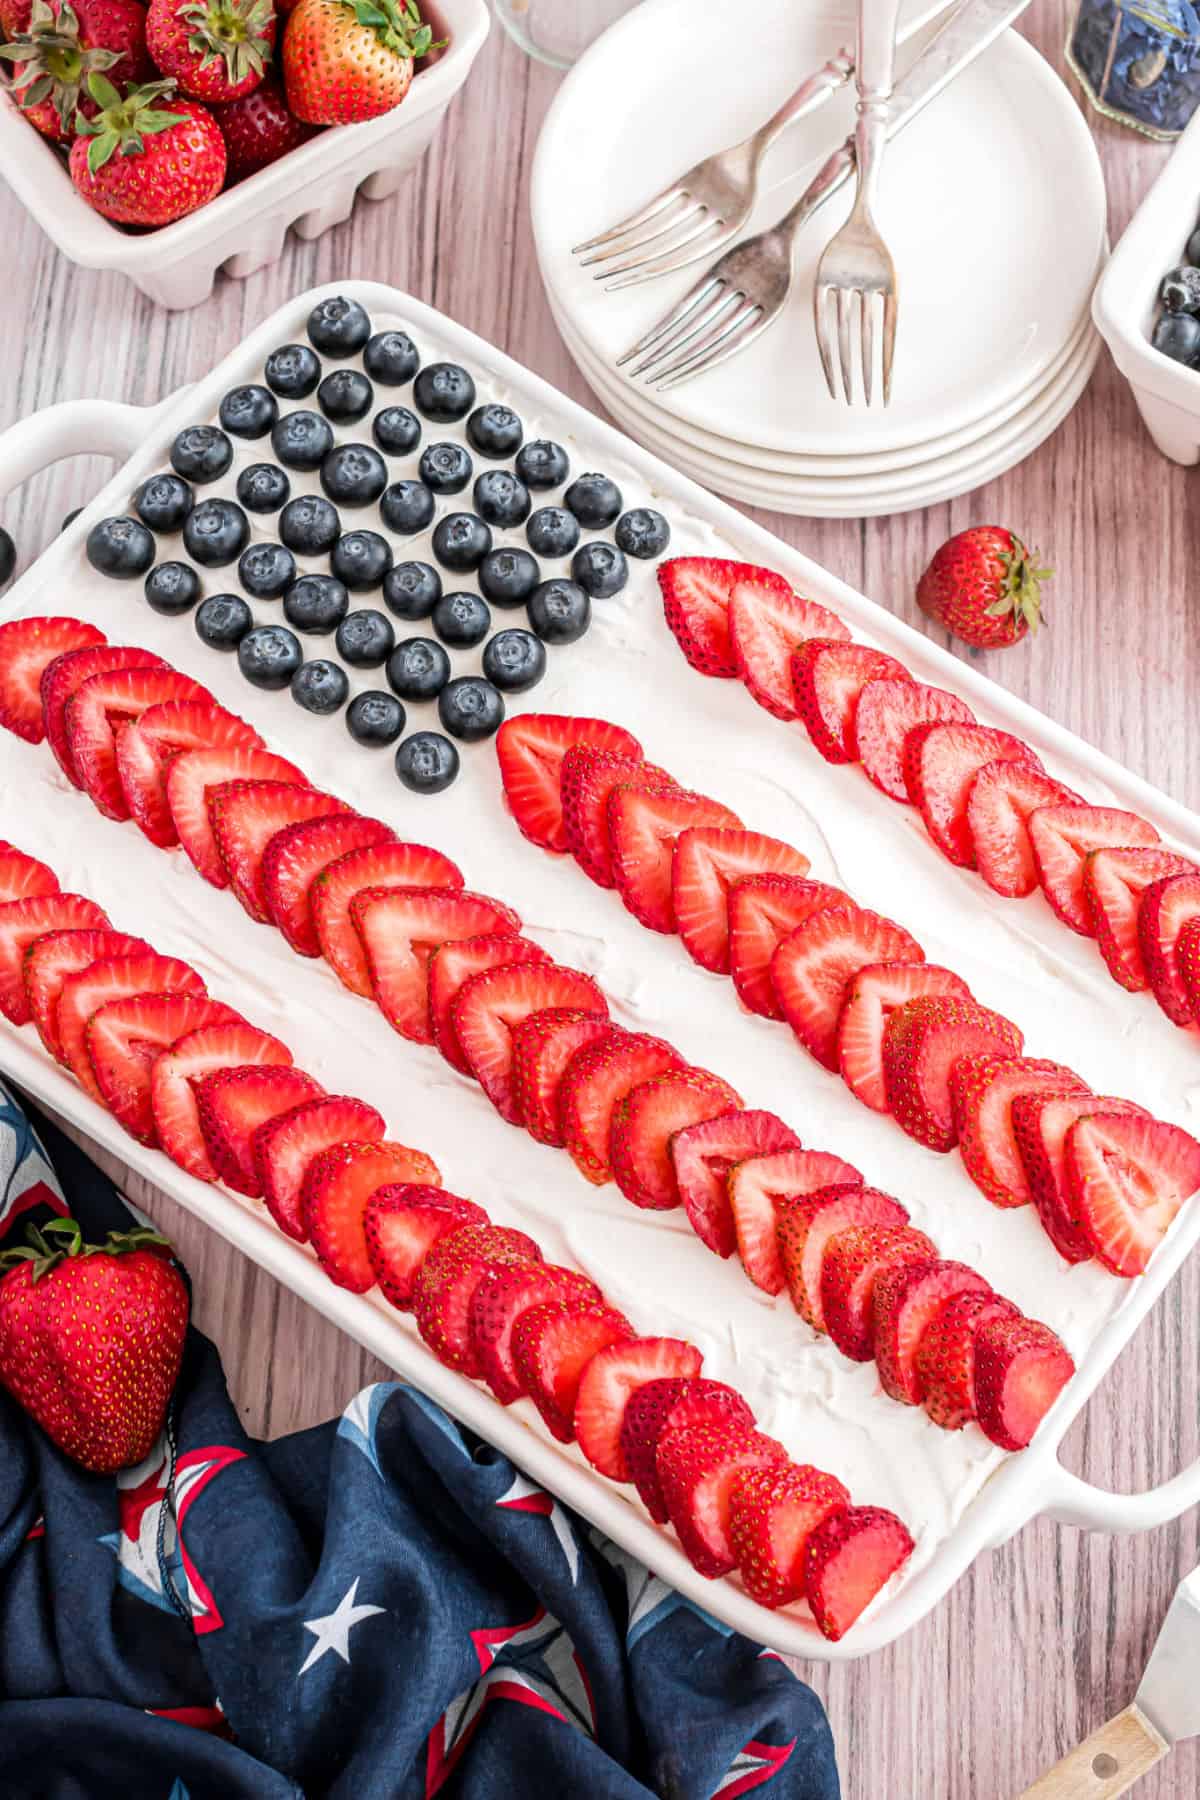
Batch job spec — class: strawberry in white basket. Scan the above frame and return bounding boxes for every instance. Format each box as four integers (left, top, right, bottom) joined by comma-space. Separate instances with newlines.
917, 526, 1052, 651
146, 0, 276, 105
0, 0, 150, 141
69, 75, 227, 225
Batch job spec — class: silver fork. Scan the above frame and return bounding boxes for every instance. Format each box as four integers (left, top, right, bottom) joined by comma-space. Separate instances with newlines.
813, 0, 904, 405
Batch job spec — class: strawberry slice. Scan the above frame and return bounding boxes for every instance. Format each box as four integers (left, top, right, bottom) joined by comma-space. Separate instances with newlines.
25, 928, 152, 1059
672, 827, 811, 974
469, 1262, 601, 1403
727, 875, 847, 1019
413, 1222, 541, 1373
1012, 1092, 1150, 1263
610, 1069, 743, 1210
1029, 803, 1160, 936
657, 1420, 786, 1578
208, 781, 352, 922
776, 1184, 909, 1330
1066, 1113, 1200, 1276
973, 1316, 1075, 1450
773, 905, 925, 1070
819, 1225, 938, 1360
574, 1336, 704, 1479
0, 616, 105, 742
0, 841, 58, 905
452, 963, 608, 1123
916, 1291, 1020, 1431
966, 760, 1080, 898
803, 1506, 914, 1641
1179, 917, 1200, 1020
728, 572, 850, 719
1138, 872, 1200, 1026
41, 645, 167, 787
512, 1007, 615, 1147
495, 713, 642, 854
559, 1030, 681, 1184
167, 745, 308, 888
729, 1147, 863, 1295
882, 996, 1023, 1153
355, 888, 522, 1037
263, 814, 396, 957
620, 1378, 754, 1523
313, 842, 468, 997
657, 556, 763, 678
836, 962, 970, 1111
115, 701, 264, 847
791, 640, 912, 764
1083, 847, 1196, 992
196, 1064, 324, 1197
0, 893, 110, 1024
512, 1299, 633, 1442
58, 953, 206, 1103
729, 1462, 850, 1610
561, 748, 678, 890
363, 1185, 489, 1311
67, 667, 211, 820
86, 993, 241, 1143
304, 1140, 442, 1292
872, 1259, 992, 1402
253, 1095, 387, 1241
429, 934, 551, 1074
856, 679, 975, 802
901, 723, 1039, 867
152, 1022, 293, 1182
949, 1055, 1090, 1209
609, 784, 743, 935
670, 1108, 800, 1257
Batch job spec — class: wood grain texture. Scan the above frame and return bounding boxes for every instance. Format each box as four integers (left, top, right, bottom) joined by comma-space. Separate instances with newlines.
2, 7, 1199, 1797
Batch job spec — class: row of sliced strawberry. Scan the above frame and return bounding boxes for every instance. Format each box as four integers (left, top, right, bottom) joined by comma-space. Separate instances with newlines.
655, 558, 1200, 1032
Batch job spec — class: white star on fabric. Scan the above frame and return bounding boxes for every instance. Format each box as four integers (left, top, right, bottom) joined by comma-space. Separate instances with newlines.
298, 1578, 385, 1676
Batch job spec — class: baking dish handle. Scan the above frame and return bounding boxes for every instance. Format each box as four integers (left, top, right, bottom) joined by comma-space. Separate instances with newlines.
1040, 1455, 1200, 1534
0, 393, 188, 501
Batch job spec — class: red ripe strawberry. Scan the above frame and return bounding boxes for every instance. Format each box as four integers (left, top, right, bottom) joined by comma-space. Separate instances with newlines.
949, 1055, 1090, 1209
728, 875, 846, 1019
312, 841, 466, 997
0, 617, 104, 743
790, 639, 911, 764
916, 1291, 1019, 1430
495, 713, 642, 855
196, 1063, 322, 1196
0, 892, 110, 1024
41, 644, 166, 786
608, 784, 742, 935
871, 1259, 992, 1403
0, 842, 57, 905
671, 827, 810, 975
151, 1021, 292, 1181
837, 962, 969, 1112
511, 1299, 632, 1443
656, 556, 765, 678
657, 1420, 786, 1578
2, 0, 150, 142
1179, 916, 1200, 1020
773, 905, 925, 1070
116, 702, 264, 848
429, 934, 551, 1075
283, 0, 438, 125
1029, 804, 1161, 936
902, 723, 1039, 867
856, 679, 976, 802
775, 1184, 908, 1330
208, 780, 350, 921
167, 745, 307, 887
558, 1030, 680, 1184
729, 1462, 849, 1610
0, 1217, 187, 1474
560, 748, 676, 890
511, 1007, 613, 1147
86, 992, 240, 1143
217, 75, 316, 180
1066, 1113, 1200, 1276
355, 888, 520, 1037
452, 963, 608, 1123
362, 1185, 487, 1311
1011, 1092, 1150, 1263
966, 760, 1080, 898
253, 1094, 386, 1241
469, 1262, 600, 1403
973, 1315, 1074, 1450
60, 952, 206, 1102
727, 571, 850, 719
146, 0, 276, 105
819, 1225, 937, 1361
303, 1139, 441, 1291
0, 0, 29, 32
610, 1070, 743, 1211
729, 1147, 862, 1295
1137, 871, 1200, 1026
412, 1223, 541, 1375
67, 666, 210, 821
574, 1335, 703, 1479
917, 526, 1051, 651
70, 79, 227, 227
262, 812, 394, 956
1083, 847, 1196, 992
620, 1378, 754, 1522
882, 995, 1023, 1153
670, 1108, 800, 1257
803, 1505, 914, 1642
25, 928, 152, 1059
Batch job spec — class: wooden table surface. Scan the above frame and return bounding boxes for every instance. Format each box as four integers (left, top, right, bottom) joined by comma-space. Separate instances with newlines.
2, 5, 1198, 1796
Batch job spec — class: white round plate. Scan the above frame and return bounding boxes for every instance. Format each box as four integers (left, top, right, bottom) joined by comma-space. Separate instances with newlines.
533, 0, 1107, 458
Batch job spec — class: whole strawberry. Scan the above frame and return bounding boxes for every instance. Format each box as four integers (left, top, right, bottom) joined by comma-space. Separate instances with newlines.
69, 75, 227, 225
146, 0, 276, 105
0, 0, 31, 35
917, 526, 1053, 651
216, 72, 315, 179
0, 0, 150, 142
0, 1217, 188, 1474
283, 0, 438, 125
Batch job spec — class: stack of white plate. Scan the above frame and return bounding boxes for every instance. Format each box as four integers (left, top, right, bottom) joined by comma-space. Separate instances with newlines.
531, 0, 1107, 519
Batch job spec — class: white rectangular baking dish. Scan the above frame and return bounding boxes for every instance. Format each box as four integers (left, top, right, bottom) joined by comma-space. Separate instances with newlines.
1, 280, 1199, 1662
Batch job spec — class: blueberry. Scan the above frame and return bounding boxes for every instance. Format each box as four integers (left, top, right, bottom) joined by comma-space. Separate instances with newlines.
383, 559, 442, 620
1160, 265, 1200, 314
478, 546, 540, 607
134, 473, 194, 533
271, 411, 335, 471
0, 528, 12, 585
474, 470, 530, 529
526, 506, 579, 559
238, 541, 297, 600
317, 368, 375, 424
528, 578, 590, 645
144, 560, 202, 615
347, 689, 406, 745
481, 628, 546, 693
1152, 311, 1200, 364
386, 636, 451, 700
265, 343, 322, 400
219, 384, 278, 439
61, 509, 83, 533
195, 593, 252, 650
284, 572, 350, 634
467, 403, 523, 459
237, 462, 291, 514
413, 361, 476, 422
373, 406, 422, 456
419, 441, 473, 494
321, 443, 388, 508
238, 624, 303, 689
516, 439, 569, 489
396, 730, 459, 794
615, 507, 670, 559
572, 540, 628, 598
86, 515, 156, 578
432, 589, 490, 648
432, 510, 492, 572
280, 494, 341, 557
307, 295, 372, 357
171, 425, 233, 484
291, 658, 350, 716
564, 471, 622, 529
183, 498, 250, 568
335, 607, 395, 668
364, 329, 420, 386
380, 479, 436, 536
330, 529, 393, 591
437, 675, 505, 742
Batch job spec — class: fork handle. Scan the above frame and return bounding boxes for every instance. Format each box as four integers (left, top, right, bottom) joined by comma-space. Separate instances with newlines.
854, 0, 904, 213
750, 49, 856, 159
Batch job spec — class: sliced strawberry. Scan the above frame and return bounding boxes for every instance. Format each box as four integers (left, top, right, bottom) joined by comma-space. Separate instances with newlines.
67, 667, 211, 820
729, 1147, 863, 1295
672, 828, 811, 974
1083, 847, 1196, 992
973, 1316, 1075, 1450
561, 747, 677, 889
25, 928, 152, 1060
619, 1378, 754, 1523
1138, 872, 1200, 1026
1179, 917, 1200, 1021
728, 875, 847, 1019
775, 1184, 909, 1330
0, 616, 105, 743
303, 1140, 443, 1292
151, 1022, 293, 1183
363, 1185, 488, 1311
610, 1069, 744, 1211
729, 1462, 849, 1610
657, 556, 762, 678
355, 889, 522, 1040
413, 1222, 541, 1374
1012, 1092, 1150, 1263
313, 843, 468, 997
469, 1262, 601, 1403
728, 572, 850, 719
791, 640, 911, 764
0, 893, 110, 1024
856, 679, 975, 802
1066, 1113, 1200, 1276
116, 701, 264, 848
837, 962, 970, 1111
773, 905, 925, 1070
657, 1420, 786, 1578
949, 1055, 1090, 1209
872, 1259, 992, 1403
882, 996, 1023, 1153
902, 723, 1039, 866
559, 1030, 682, 1184
495, 713, 642, 854
253, 1095, 387, 1241
819, 1226, 939, 1361
0, 842, 58, 905
916, 1291, 1020, 1431
452, 963, 608, 1123
512, 1298, 633, 1442
966, 760, 1080, 899
609, 784, 742, 935
196, 1064, 323, 1197
208, 781, 351, 922
429, 934, 551, 1075
803, 1506, 914, 1641
41, 645, 167, 787
670, 1108, 801, 1257
86, 993, 240, 1143
512, 1007, 614, 1146
57, 952, 206, 1101
167, 746, 308, 888
1029, 804, 1160, 936
263, 814, 396, 957
574, 1335, 703, 1480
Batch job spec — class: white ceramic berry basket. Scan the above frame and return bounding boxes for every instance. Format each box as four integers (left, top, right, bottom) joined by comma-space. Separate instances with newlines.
0, 0, 489, 310
2, 280, 1200, 1663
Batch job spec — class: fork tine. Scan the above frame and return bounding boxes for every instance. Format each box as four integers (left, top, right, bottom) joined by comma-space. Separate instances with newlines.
813, 286, 838, 402
860, 290, 875, 408
628, 288, 741, 379
572, 187, 685, 256
600, 218, 729, 289
578, 198, 702, 270
836, 287, 855, 406
616, 276, 723, 368
649, 298, 762, 386
587, 204, 713, 278
656, 306, 771, 391
882, 289, 898, 406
